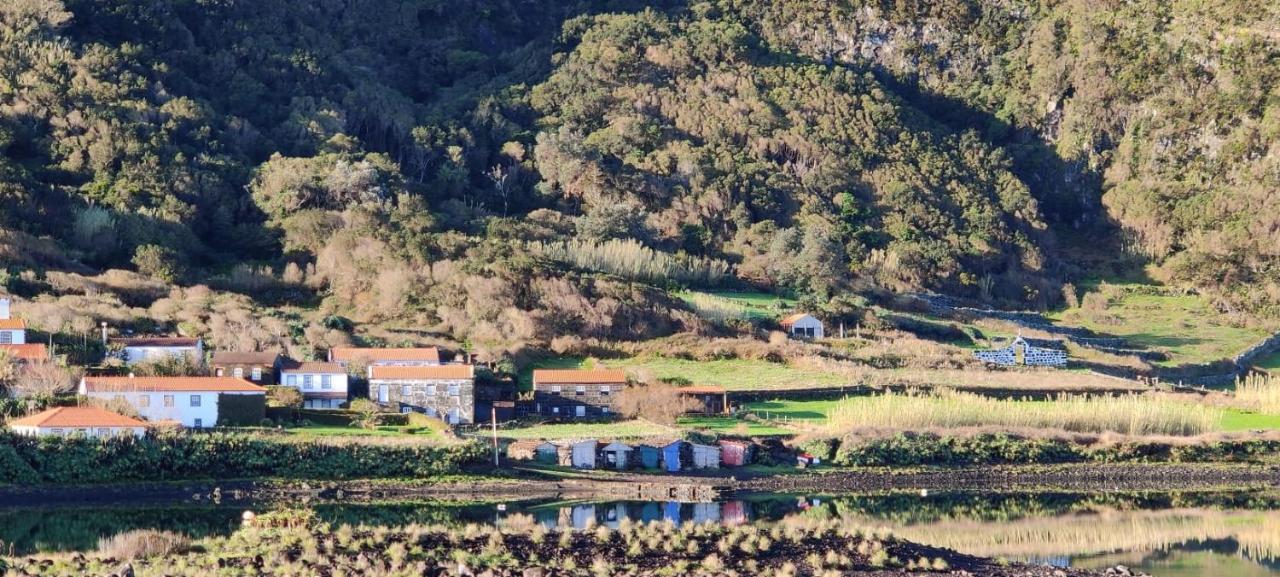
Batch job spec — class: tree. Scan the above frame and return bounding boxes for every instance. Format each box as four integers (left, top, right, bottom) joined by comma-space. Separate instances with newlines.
132, 244, 186, 283
10, 362, 76, 400
266, 385, 303, 409
615, 383, 697, 425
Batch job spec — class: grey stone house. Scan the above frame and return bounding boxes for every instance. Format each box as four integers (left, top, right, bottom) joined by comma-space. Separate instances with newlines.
368, 364, 475, 425
531, 369, 627, 419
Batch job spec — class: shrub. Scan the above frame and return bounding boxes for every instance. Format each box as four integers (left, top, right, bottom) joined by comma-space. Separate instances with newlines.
97, 529, 190, 559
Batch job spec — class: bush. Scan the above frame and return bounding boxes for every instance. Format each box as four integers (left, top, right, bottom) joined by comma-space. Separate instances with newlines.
97, 529, 190, 559
0, 432, 487, 485
216, 393, 267, 426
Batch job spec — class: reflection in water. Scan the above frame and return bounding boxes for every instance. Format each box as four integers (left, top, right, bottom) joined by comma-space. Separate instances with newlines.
4, 490, 1279, 576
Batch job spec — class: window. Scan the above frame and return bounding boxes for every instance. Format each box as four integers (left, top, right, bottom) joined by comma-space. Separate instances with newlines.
193, 418, 203, 428
447, 384, 460, 396
303, 375, 313, 389
233, 367, 244, 378
190, 395, 201, 407
401, 385, 412, 397
550, 385, 561, 395
96, 428, 110, 436
285, 374, 297, 386
425, 407, 437, 417
163, 395, 175, 408
599, 386, 610, 396
0, 332, 11, 344
426, 384, 437, 396
251, 367, 263, 381
552, 407, 560, 414
575, 406, 586, 417
321, 374, 332, 389
575, 385, 586, 396
401, 406, 413, 413
602, 407, 610, 414
51, 428, 64, 435
139, 395, 150, 408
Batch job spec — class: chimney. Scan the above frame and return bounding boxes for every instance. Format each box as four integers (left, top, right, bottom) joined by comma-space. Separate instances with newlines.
128, 372, 135, 378
0, 298, 9, 320
101, 322, 109, 345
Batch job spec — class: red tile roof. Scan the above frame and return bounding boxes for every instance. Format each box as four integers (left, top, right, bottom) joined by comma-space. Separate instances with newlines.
0, 343, 50, 361
9, 406, 147, 429
532, 369, 627, 385
0, 318, 26, 330
82, 376, 266, 393
779, 313, 814, 327
280, 360, 345, 374
111, 337, 200, 347
330, 347, 441, 363
677, 385, 726, 394
369, 365, 475, 380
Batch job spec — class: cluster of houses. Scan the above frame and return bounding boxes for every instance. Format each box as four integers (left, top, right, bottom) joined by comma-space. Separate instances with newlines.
507, 437, 753, 471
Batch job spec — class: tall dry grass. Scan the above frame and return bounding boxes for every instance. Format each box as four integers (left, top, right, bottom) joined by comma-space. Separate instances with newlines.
527, 239, 731, 286
97, 529, 191, 559
1235, 374, 1280, 414
825, 390, 1221, 436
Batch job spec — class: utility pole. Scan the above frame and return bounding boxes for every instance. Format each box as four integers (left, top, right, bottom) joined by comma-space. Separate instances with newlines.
491, 406, 499, 467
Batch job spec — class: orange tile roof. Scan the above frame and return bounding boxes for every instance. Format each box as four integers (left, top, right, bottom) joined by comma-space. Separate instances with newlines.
0, 318, 26, 330
532, 369, 627, 385
82, 376, 266, 393
9, 406, 147, 429
779, 313, 814, 327
280, 360, 345, 374
111, 337, 200, 347
369, 365, 475, 380
677, 385, 727, 394
0, 343, 50, 361
330, 347, 441, 363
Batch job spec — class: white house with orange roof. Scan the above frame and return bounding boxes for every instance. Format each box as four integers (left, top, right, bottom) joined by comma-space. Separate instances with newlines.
780, 313, 823, 339
7, 406, 147, 438
280, 360, 349, 409
328, 346, 442, 368
0, 298, 26, 345
79, 375, 266, 428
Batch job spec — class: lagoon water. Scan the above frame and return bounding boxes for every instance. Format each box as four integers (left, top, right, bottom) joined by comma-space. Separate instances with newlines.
4, 490, 1278, 576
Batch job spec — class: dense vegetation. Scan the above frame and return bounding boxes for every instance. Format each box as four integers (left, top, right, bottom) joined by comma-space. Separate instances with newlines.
3, 0, 1280, 356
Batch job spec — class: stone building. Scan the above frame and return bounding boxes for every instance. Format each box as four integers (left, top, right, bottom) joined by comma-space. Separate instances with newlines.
974, 335, 1067, 367
531, 369, 626, 419
368, 364, 475, 425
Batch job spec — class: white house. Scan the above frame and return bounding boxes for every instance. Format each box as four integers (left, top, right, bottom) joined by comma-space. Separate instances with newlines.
7, 406, 147, 438
780, 313, 824, 339
280, 360, 349, 409
0, 298, 26, 345
328, 346, 441, 368
110, 337, 204, 366
974, 335, 1068, 367
79, 375, 266, 428
367, 364, 475, 424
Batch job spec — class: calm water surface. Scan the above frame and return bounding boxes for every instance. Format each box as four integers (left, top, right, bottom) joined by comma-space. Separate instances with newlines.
3, 489, 1278, 576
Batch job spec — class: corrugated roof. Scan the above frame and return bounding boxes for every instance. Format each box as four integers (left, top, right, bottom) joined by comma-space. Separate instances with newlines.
9, 406, 146, 429
0, 343, 50, 361
280, 360, 345, 374
329, 347, 441, 362
532, 369, 627, 385
0, 318, 26, 330
211, 351, 280, 365
111, 337, 200, 347
369, 365, 474, 380
779, 313, 815, 327
82, 376, 266, 393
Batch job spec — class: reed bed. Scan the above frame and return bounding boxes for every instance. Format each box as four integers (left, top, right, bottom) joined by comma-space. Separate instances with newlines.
1234, 374, 1280, 414
824, 391, 1221, 436
527, 239, 731, 286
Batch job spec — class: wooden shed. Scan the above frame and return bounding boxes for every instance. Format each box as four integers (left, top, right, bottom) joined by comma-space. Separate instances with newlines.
661, 440, 685, 472
718, 440, 752, 467
600, 441, 633, 470
535, 441, 559, 464
677, 386, 729, 415
690, 443, 721, 469
637, 444, 662, 469
570, 439, 599, 469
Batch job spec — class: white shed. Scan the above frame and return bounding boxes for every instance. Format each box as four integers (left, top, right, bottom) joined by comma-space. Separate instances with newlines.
780, 313, 824, 339
690, 443, 721, 469
570, 439, 599, 469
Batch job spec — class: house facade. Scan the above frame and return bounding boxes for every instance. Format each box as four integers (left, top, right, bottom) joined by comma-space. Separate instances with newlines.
531, 369, 626, 419
0, 298, 26, 345
79, 376, 266, 428
329, 347, 442, 368
211, 351, 281, 385
8, 406, 147, 438
780, 313, 824, 339
367, 364, 475, 424
280, 361, 349, 409
974, 336, 1068, 367
111, 337, 204, 366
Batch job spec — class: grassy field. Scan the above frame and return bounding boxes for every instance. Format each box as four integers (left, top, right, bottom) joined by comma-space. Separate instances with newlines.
491, 420, 676, 440
521, 355, 849, 391
279, 425, 439, 438
676, 290, 796, 322
1219, 410, 1280, 431
676, 416, 794, 436
1049, 283, 1272, 366
743, 399, 842, 423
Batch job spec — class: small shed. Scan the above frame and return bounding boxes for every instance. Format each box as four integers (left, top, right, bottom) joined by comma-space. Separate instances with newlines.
571, 439, 599, 469
600, 441, 633, 470
690, 443, 721, 469
718, 440, 751, 467
661, 440, 685, 472
506, 440, 542, 461
535, 441, 559, 464
780, 313, 824, 339
677, 386, 729, 415
637, 444, 662, 469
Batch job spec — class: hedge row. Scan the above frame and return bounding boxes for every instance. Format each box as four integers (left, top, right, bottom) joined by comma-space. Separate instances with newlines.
0, 433, 487, 485
803, 432, 1280, 468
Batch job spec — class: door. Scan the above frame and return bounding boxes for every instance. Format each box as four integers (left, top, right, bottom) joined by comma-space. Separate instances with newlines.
575, 405, 586, 418
377, 385, 388, 403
